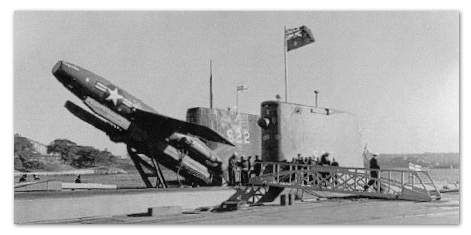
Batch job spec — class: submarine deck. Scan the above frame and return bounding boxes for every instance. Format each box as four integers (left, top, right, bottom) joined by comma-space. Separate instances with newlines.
31, 191, 459, 225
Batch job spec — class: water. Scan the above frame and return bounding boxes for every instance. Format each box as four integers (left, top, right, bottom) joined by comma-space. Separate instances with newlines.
428, 168, 460, 185
15, 168, 459, 188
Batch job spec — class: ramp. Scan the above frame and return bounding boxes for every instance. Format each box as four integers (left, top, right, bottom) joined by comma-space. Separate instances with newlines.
248, 162, 442, 202
15, 180, 62, 192
14, 181, 117, 192
62, 183, 117, 190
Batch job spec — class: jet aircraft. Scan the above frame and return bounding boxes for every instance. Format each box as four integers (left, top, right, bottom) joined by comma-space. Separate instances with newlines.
52, 61, 234, 187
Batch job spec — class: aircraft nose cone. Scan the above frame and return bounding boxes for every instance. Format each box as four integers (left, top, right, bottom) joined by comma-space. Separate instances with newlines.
52, 61, 62, 77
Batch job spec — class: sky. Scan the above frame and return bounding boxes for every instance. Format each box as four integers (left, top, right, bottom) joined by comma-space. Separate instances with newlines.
13, 11, 459, 156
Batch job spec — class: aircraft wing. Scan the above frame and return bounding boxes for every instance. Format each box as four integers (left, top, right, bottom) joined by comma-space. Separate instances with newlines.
131, 109, 235, 146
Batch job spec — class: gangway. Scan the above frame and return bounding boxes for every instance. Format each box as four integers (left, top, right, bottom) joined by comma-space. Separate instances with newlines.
247, 162, 442, 202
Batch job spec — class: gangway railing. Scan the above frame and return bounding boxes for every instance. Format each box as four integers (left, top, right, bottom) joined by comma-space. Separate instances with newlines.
248, 162, 442, 202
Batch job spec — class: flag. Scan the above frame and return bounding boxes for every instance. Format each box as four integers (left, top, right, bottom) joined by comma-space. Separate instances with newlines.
237, 85, 248, 92
286, 25, 315, 51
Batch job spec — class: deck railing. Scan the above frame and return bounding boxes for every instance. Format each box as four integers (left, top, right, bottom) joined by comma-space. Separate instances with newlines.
248, 162, 441, 202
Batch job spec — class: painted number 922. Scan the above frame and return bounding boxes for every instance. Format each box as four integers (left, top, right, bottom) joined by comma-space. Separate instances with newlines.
226, 130, 250, 144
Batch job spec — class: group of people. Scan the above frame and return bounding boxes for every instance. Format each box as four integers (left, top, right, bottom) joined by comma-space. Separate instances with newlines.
18, 174, 83, 183
227, 153, 262, 186
290, 151, 384, 192
226, 152, 342, 187
18, 174, 41, 183
289, 152, 339, 167
289, 152, 341, 186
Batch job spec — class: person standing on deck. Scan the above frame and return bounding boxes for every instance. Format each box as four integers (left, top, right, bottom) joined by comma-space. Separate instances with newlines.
364, 153, 383, 192
228, 153, 238, 186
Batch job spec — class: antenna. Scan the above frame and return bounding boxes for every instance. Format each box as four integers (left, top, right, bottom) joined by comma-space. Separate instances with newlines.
210, 60, 213, 109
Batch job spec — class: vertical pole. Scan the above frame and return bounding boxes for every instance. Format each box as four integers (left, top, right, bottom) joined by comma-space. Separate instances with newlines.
412, 174, 415, 187
354, 169, 357, 190
236, 88, 239, 113
273, 164, 276, 182
343, 170, 346, 188
289, 164, 292, 183
210, 60, 213, 109
284, 26, 288, 103
277, 164, 280, 182
401, 172, 404, 189
377, 171, 381, 193
308, 165, 311, 185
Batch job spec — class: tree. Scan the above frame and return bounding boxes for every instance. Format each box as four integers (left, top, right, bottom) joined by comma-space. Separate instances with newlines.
14, 158, 23, 171
94, 149, 116, 167
14, 134, 33, 154
69, 146, 120, 168
23, 161, 46, 171
47, 139, 78, 163
71, 146, 100, 168
43, 139, 121, 169
14, 134, 37, 170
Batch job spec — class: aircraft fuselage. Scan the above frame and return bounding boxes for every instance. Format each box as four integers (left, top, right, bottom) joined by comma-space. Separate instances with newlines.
52, 61, 155, 119
52, 61, 229, 187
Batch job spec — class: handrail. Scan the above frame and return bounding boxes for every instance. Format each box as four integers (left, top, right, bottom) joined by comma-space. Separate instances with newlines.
254, 161, 430, 173
247, 161, 442, 202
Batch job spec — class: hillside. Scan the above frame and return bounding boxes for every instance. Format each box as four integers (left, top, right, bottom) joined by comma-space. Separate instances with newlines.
14, 134, 135, 173
370, 152, 459, 169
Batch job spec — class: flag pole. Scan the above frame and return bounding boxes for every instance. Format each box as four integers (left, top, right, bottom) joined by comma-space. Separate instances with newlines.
284, 26, 288, 103
236, 86, 239, 113
209, 60, 213, 109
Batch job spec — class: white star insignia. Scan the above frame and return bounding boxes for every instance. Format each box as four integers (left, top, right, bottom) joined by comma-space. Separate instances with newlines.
106, 87, 123, 106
